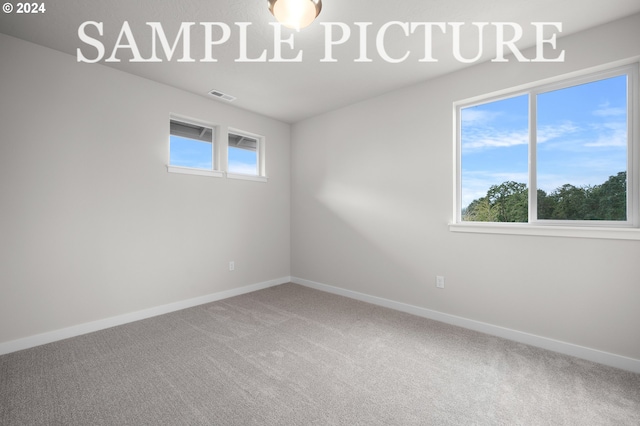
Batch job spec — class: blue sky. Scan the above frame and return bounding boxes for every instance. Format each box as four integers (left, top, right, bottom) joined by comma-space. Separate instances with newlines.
461, 74, 627, 209
228, 147, 258, 175
170, 136, 213, 169
170, 136, 257, 174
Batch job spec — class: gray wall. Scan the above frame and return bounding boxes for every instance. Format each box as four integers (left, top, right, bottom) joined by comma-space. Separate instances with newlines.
0, 34, 291, 343
291, 14, 640, 360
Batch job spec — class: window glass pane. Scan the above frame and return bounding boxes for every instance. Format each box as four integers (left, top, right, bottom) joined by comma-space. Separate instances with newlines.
536, 75, 627, 221
228, 133, 258, 175
169, 120, 213, 170
461, 94, 529, 222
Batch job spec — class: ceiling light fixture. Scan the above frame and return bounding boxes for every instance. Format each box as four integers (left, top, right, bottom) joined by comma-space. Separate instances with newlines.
267, 0, 322, 30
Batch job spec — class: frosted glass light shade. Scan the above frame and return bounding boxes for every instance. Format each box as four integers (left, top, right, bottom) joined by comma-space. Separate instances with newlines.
268, 0, 322, 30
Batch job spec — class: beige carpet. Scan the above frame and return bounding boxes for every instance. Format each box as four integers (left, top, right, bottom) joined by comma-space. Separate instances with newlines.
1, 283, 639, 425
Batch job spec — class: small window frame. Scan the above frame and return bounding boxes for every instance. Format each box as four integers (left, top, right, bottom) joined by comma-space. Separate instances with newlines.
167, 115, 223, 178
226, 127, 267, 183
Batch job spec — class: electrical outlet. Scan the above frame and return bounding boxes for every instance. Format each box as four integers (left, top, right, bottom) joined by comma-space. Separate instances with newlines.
229, 261, 235, 271
436, 276, 445, 289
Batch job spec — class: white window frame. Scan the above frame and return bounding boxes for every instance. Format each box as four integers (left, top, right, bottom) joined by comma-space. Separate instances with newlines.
167, 114, 224, 178
451, 60, 640, 240
226, 127, 267, 183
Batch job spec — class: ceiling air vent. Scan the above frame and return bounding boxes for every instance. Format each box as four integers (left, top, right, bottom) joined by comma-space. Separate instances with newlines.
208, 89, 236, 102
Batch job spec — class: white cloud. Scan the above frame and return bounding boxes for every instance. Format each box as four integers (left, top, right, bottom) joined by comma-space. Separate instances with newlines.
537, 122, 579, 143
463, 120, 582, 152
584, 122, 627, 147
228, 162, 257, 175
464, 117, 626, 152
593, 102, 626, 117
461, 109, 501, 125
462, 128, 528, 151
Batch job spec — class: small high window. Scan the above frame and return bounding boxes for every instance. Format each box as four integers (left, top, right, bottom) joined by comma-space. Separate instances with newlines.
168, 117, 222, 177
227, 129, 267, 182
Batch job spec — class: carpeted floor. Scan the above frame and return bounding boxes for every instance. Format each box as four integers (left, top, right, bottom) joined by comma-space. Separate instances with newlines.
1, 283, 639, 425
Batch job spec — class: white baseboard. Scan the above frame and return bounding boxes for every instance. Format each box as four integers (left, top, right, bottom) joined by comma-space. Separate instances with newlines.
0, 276, 291, 356
291, 276, 640, 374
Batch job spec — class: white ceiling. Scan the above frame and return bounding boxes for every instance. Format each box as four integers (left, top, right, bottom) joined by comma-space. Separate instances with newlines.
1, 0, 639, 123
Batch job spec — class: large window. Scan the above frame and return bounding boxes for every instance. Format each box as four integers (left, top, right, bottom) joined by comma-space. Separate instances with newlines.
455, 63, 638, 234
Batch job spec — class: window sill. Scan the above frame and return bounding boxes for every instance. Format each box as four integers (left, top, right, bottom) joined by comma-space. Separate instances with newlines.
449, 222, 640, 240
227, 173, 268, 183
167, 166, 224, 178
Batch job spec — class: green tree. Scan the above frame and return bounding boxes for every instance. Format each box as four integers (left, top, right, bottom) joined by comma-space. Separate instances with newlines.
537, 189, 554, 219
464, 181, 527, 222
463, 196, 496, 222
546, 184, 588, 220
591, 171, 626, 220
487, 181, 528, 222
464, 172, 626, 222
